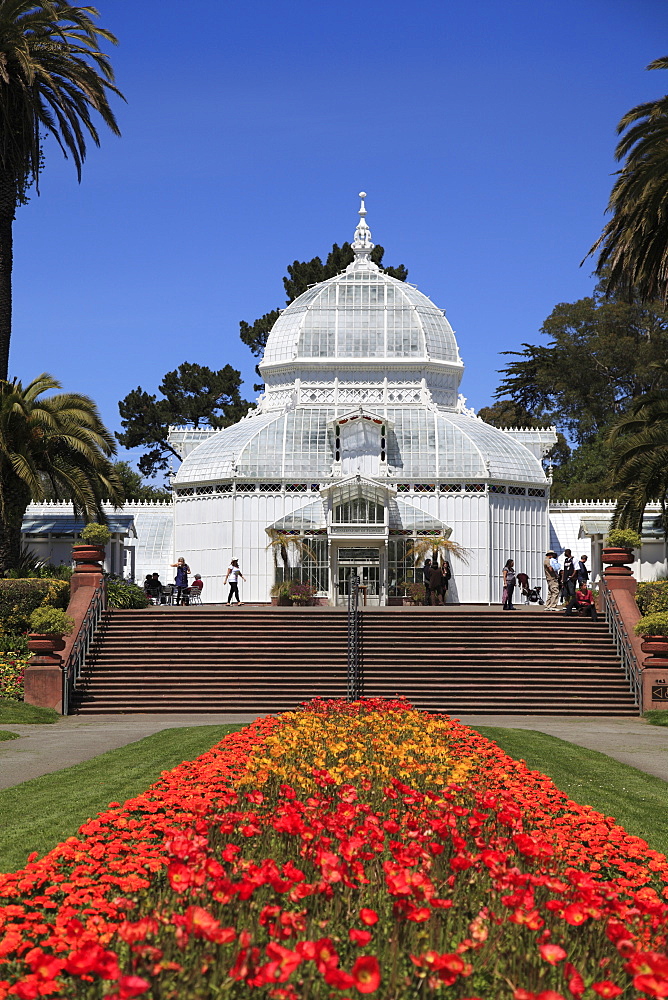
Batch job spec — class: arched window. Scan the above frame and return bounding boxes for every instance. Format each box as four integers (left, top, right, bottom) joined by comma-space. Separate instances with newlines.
334, 498, 384, 524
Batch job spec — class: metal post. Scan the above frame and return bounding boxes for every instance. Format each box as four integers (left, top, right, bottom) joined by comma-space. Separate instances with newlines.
347, 572, 363, 701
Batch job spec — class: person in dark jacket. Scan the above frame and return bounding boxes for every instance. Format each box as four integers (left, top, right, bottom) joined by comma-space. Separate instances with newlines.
428, 562, 444, 606
422, 558, 432, 606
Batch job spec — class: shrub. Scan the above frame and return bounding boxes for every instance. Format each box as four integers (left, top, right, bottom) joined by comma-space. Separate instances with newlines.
636, 581, 668, 615
604, 528, 642, 549
405, 581, 426, 604
0, 652, 29, 701
28, 606, 75, 636
0, 579, 69, 634
633, 611, 668, 638
106, 581, 149, 609
80, 523, 111, 546
289, 581, 316, 603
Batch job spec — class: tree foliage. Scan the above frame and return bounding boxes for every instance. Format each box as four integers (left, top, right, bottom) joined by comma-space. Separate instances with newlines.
116, 363, 249, 479
0, 373, 122, 572
0, 2, 123, 379
111, 462, 171, 502
588, 57, 668, 306
607, 371, 668, 532
240, 242, 408, 365
490, 279, 668, 499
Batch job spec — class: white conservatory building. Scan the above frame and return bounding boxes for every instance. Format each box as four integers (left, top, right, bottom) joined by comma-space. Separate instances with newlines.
168, 196, 557, 605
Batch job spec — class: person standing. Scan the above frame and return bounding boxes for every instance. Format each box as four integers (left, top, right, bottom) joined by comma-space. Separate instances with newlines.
543, 550, 560, 610
561, 549, 577, 603
428, 561, 444, 606
170, 558, 190, 605
439, 559, 452, 605
502, 559, 516, 610
224, 559, 246, 605
576, 554, 589, 585
422, 558, 432, 606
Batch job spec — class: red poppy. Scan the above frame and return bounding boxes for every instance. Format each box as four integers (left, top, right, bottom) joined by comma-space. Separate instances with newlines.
351, 955, 381, 994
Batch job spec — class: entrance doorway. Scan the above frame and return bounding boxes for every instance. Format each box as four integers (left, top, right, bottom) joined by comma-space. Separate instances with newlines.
336, 547, 381, 606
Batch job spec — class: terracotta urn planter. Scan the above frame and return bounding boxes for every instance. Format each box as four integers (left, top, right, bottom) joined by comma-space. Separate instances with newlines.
640, 634, 668, 667
27, 632, 66, 662
602, 547, 634, 577
72, 544, 105, 573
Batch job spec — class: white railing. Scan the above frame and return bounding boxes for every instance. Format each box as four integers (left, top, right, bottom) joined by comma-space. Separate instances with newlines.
600, 579, 642, 712
62, 583, 107, 715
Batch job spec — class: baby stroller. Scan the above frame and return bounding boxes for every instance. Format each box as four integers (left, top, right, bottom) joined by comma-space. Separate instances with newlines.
517, 572, 545, 606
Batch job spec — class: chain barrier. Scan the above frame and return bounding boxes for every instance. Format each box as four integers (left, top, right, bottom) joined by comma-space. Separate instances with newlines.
347, 573, 363, 701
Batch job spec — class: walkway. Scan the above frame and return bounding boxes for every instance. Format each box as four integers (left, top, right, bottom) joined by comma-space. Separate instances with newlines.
1, 712, 667, 791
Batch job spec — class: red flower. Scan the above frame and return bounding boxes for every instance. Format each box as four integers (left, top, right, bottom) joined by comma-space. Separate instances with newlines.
565, 962, 585, 998
351, 955, 381, 994
349, 929, 373, 946
539, 944, 567, 965
591, 983, 623, 998
118, 976, 152, 999
359, 908, 378, 926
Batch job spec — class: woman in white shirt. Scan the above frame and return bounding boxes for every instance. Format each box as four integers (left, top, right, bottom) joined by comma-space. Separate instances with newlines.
224, 559, 246, 605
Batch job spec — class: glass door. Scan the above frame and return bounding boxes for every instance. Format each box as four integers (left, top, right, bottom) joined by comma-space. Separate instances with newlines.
336, 548, 381, 606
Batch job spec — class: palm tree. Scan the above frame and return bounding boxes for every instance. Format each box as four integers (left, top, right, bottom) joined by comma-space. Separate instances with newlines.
0, 372, 123, 571
0, 2, 123, 379
608, 383, 668, 534
588, 57, 668, 305
265, 529, 317, 580
407, 535, 470, 566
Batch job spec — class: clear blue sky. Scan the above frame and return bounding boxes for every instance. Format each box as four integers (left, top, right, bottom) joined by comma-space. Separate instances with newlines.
7, 0, 668, 476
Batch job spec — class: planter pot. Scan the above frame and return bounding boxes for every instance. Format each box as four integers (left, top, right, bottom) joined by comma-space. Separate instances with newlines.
72, 544, 105, 573
27, 632, 66, 670
602, 547, 634, 577
27, 632, 66, 656
277, 596, 292, 607
640, 634, 668, 667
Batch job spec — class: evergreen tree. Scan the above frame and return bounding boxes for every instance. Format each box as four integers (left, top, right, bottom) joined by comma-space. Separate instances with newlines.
116, 363, 249, 478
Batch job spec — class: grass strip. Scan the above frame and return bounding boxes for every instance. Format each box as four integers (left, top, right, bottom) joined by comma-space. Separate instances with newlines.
0, 702, 58, 724
0, 730, 19, 742
645, 710, 668, 727
475, 726, 668, 856
0, 724, 243, 873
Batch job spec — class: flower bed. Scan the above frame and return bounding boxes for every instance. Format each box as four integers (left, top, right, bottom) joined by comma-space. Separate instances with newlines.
0, 700, 667, 999
0, 653, 30, 701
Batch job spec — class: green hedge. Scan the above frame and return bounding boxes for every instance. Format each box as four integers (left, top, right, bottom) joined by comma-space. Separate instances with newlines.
0, 579, 70, 635
636, 581, 668, 615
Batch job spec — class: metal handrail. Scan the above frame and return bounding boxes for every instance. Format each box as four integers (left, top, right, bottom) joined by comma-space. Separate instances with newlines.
347, 573, 363, 701
62, 583, 107, 715
600, 578, 642, 712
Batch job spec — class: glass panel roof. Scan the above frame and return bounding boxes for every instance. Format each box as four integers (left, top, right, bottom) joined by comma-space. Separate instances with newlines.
261, 264, 460, 368
173, 407, 546, 485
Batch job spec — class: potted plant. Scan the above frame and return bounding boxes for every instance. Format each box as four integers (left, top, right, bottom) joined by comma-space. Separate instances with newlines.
602, 528, 642, 576
290, 582, 316, 606
404, 581, 425, 606
27, 606, 75, 658
270, 581, 293, 606
634, 612, 668, 662
73, 523, 111, 572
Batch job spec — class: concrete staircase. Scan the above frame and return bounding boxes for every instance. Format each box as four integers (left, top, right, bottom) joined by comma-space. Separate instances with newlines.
71, 607, 638, 716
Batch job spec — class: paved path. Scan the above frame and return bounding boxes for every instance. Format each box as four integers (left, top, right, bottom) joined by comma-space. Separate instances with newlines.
1, 713, 667, 791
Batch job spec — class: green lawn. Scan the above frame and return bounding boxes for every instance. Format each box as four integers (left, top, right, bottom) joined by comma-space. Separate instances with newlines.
645, 710, 668, 727
475, 727, 668, 856
0, 703, 59, 724
0, 725, 243, 873
0, 730, 19, 742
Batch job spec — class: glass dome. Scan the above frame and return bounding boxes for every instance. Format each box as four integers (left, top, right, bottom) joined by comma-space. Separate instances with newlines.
261, 262, 460, 368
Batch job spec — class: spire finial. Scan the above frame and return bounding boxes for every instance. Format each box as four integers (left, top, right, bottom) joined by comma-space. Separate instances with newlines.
352, 191, 374, 260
